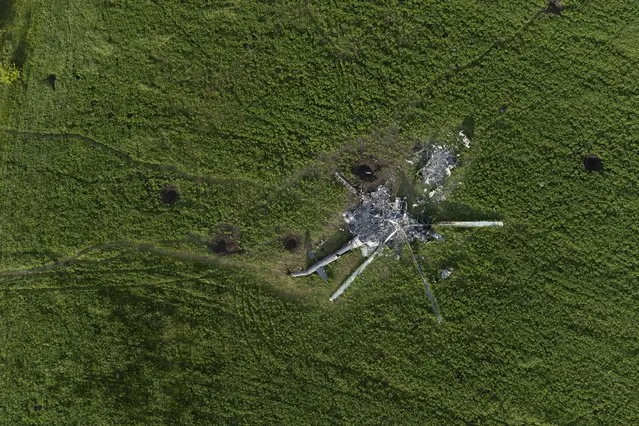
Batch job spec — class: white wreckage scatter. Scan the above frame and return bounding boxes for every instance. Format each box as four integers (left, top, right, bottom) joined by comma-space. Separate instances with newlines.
291, 130, 501, 320
439, 267, 454, 280
459, 130, 471, 149
290, 181, 442, 317
343, 185, 433, 256
419, 145, 457, 187
417, 131, 471, 202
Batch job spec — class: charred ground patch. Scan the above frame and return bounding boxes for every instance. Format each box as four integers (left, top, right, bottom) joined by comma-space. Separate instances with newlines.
208, 225, 242, 255
44, 74, 56, 90
351, 157, 384, 192
160, 184, 180, 204
545, 0, 566, 14
583, 155, 603, 172
283, 234, 301, 252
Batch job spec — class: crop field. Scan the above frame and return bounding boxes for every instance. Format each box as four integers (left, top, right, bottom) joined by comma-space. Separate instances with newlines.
1, 0, 639, 423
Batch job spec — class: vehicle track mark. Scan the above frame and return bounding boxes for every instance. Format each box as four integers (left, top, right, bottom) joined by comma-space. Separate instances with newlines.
0, 127, 264, 189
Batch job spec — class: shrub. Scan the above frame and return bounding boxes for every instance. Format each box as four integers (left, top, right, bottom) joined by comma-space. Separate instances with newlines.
0, 62, 19, 84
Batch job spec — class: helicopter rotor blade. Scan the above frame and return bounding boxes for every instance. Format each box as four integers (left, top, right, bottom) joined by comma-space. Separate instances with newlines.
398, 228, 442, 322
329, 228, 399, 302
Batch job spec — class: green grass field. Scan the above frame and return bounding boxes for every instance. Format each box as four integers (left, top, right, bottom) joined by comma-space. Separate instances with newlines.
1, 0, 639, 423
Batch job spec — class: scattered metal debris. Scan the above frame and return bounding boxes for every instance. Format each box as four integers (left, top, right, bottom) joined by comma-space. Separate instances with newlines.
459, 130, 471, 149
343, 185, 432, 254
416, 136, 468, 203
439, 267, 453, 280
418, 145, 457, 188
291, 132, 502, 321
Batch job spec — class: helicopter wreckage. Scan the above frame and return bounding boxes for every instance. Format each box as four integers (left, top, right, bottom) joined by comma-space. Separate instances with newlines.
290, 131, 502, 320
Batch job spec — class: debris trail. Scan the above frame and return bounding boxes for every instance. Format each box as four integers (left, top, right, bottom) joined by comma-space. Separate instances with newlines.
418, 145, 457, 188
293, 132, 504, 320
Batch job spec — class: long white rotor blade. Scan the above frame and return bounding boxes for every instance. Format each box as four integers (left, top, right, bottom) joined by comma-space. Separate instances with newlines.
435, 221, 503, 227
291, 238, 364, 278
329, 228, 399, 302
398, 228, 442, 322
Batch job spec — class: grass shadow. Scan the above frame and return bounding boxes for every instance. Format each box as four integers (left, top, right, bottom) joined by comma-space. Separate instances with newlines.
460, 116, 475, 140
0, 0, 13, 25
414, 200, 502, 223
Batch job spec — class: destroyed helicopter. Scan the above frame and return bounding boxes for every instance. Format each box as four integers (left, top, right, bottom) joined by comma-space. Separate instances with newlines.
291, 131, 502, 320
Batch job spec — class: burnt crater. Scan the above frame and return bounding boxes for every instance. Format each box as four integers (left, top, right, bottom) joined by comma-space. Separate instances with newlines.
583, 155, 603, 172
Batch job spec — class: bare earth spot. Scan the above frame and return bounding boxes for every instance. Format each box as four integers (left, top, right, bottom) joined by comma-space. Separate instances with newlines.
583, 155, 603, 172
209, 236, 241, 254
209, 225, 242, 255
160, 185, 180, 204
283, 234, 300, 251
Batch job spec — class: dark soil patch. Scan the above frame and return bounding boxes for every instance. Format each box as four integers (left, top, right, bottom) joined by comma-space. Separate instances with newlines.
45, 74, 56, 90
209, 236, 241, 254
283, 234, 300, 251
209, 225, 242, 255
160, 185, 180, 204
583, 155, 603, 172
545, 0, 566, 14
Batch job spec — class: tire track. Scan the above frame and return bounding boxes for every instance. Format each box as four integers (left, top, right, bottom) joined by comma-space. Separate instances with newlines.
232, 276, 296, 367
0, 239, 222, 278
233, 282, 264, 361
0, 127, 264, 189
0, 241, 119, 277
395, 8, 546, 121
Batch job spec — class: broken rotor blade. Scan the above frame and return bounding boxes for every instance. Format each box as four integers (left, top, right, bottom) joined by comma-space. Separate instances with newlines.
291, 238, 364, 278
316, 266, 329, 281
434, 221, 503, 227
334, 172, 358, 195
329, 228, 399, 302
302, 231, 328, 281
398, 228, 442, 322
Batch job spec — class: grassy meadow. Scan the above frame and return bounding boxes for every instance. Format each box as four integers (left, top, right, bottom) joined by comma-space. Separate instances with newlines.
1, 0, 639, 423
